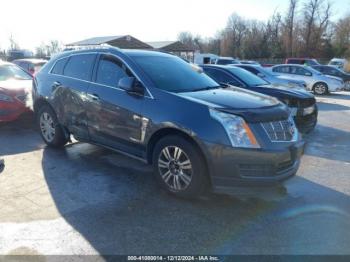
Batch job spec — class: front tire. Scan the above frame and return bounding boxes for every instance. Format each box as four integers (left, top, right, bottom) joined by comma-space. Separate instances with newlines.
313, 82, 328, 95
152, 135, 209, 198
37, 105, 69, 147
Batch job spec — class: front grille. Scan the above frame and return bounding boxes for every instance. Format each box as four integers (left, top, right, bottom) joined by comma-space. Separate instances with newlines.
239, 164, 273, 177
261, 117, 297, 142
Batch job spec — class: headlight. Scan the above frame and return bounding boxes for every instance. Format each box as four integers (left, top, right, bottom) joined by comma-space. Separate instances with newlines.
209, 109, 260, 148
0, 93, 13, 102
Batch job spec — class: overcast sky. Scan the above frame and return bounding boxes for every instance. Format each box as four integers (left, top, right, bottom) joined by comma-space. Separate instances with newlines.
1, 0, 349, 50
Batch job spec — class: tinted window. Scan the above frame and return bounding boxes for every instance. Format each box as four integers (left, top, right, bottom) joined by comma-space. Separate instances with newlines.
290, 66, 312, 76
63, 54, 96, 81
226, 67, 269, 86
273, 66, 290, 74
204, 68, 240, 86
132, 55, 219, 93
241, 66, 259, 75
51, 57, 69, 75
96, 55, 131, 87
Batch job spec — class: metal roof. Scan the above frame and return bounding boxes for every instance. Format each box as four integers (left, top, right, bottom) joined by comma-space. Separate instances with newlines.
146, 41, 178, 49
67, 35, 125, 46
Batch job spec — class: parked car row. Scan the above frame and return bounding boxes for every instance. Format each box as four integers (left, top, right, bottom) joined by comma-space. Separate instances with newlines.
271, 64, 344, 95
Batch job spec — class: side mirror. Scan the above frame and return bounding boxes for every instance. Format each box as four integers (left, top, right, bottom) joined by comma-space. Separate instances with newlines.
257, 72, 265, 78
305, 72, 312, 77
118, 77, 144, 96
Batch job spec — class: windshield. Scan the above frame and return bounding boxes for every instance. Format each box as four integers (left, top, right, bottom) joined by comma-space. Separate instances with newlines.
0, 64, 32, 81
330, 61, 343, 66
257, 66, 275, 77
227, 67, 269, 86
132, 55, 219, 92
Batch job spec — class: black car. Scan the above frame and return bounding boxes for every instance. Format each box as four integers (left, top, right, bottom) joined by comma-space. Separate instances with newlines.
312, 65, 350, 90
201, 65, 318, 133
33, 48, 304, 198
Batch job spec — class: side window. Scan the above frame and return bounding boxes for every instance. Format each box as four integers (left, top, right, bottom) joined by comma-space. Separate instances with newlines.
95, 55, 132, 87
51, 57, 69, 75
291, 67, 312, 76
205, 68, 240, 86
63, 54, 96, 81
274, 66, 290, 74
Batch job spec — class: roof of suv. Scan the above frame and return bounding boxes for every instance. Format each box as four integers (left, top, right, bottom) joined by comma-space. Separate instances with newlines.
53, 47, 176, 60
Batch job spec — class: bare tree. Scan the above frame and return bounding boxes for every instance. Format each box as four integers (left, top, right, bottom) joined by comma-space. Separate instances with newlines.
284, 0, 298, 56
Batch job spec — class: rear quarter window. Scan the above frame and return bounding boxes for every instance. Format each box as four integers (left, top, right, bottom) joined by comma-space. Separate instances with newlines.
51, 57, 69, 75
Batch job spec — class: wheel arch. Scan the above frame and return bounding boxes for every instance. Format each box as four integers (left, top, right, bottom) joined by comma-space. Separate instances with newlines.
146, 127, 211, 184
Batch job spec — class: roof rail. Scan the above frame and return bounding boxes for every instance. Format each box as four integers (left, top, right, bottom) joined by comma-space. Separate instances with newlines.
63, 44, 118, 51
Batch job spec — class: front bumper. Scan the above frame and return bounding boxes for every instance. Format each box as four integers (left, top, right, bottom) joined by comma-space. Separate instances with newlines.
294, 105, 318, 133
203, 140, 305, 194
0, 102, 29, 122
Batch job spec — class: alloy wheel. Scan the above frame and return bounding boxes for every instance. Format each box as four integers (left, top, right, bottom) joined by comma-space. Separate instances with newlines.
158, 146, 193, 191
40, 112, 56, 142
314, 83, 327, 95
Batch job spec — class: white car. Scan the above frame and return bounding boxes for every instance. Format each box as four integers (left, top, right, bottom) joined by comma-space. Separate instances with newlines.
271, 64, 344, 95
329, 58, 348, 70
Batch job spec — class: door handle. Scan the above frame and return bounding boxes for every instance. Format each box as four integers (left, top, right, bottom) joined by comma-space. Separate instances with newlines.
87, 93, 100, 101
52, 81, 61, 89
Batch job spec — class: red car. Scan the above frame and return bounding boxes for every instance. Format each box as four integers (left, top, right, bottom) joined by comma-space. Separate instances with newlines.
13, 58, 47, 76
0, 61, 33, 122
285, 58, 320, 66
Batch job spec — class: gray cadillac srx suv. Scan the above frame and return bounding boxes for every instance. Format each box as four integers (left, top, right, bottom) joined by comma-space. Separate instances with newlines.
33, 47, 304, 198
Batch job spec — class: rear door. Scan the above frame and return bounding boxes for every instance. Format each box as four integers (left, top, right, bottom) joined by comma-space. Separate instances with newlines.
49, 53, 97, 140
86, 54, 145, 156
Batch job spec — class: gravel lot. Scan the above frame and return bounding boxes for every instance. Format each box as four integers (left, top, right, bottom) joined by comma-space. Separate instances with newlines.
0, 92, 350, 256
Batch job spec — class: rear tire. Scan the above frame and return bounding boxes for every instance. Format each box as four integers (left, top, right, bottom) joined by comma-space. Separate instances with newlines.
152, 135, 209, 198
37, 105, 69, 147
313, 82, 328, 95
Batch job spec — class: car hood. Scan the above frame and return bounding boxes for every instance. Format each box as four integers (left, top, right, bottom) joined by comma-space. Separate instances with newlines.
178, 86, 290, 123
256, 84, 314, 99
0, 79, 32, 95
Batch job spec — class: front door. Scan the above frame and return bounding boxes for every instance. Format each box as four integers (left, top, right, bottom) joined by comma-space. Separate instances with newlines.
86, 54, 145, 156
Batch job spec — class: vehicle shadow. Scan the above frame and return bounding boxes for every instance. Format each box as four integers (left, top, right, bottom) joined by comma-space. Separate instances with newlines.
315, 92, 350, 101
0, 113, 45, 156
41, 142, 350, 255
303, 125, 350, 163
